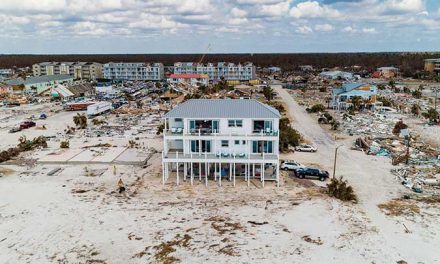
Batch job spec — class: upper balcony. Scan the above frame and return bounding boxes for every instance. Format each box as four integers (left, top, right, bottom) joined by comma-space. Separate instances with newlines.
164, 128, 278, 138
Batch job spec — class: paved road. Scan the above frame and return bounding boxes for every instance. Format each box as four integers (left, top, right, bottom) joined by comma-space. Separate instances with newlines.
272, 83, 439, 263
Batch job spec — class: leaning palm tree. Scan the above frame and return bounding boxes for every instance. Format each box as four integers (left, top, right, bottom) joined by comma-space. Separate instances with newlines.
350, 96, 363, 110
73, 113, 87, 129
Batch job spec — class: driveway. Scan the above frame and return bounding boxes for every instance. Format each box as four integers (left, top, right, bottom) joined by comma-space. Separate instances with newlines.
272, 83, 439, 263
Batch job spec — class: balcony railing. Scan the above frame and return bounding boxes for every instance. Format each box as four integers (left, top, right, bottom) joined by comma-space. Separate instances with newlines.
162, 151, 279, 161
164, 128, 278, 137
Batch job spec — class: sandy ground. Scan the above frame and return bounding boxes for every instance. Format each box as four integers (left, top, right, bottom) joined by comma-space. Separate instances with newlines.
1, 94, 439, 263
273, 83, 440, 263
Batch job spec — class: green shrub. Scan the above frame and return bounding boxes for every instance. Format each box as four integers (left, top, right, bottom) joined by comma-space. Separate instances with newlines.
326, 176, 358, 202
309, 104, 326, 113
411, 90, 422, 99
60, 140, 70, 149
279, 118, 301, 152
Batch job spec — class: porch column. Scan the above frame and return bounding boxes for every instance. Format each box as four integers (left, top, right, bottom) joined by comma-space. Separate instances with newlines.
190, 162, 194, 186
262, 163, 265, 187
199, 162, 202, 181
229, 163, 232, 181
184, 162, 187, 181
219, 162, 222, 187
253, 164, 255, 179
244, 163, 247, 181
205, 162, 208, 186
233, 162, 236, 187
247, 163, 250, 187
176, 162, 179, 186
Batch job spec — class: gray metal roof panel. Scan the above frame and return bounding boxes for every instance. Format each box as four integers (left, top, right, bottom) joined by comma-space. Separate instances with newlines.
3, 75, 73, 86
164, 99, 281, 119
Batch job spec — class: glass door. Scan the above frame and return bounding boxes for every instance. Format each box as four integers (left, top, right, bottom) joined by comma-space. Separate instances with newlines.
264, 141, 273, 153
190, 140, 200, 153
212, 120, 219, 133
189, 120, 196, 133
201, 140, 211, 153
264, 120, 273, 132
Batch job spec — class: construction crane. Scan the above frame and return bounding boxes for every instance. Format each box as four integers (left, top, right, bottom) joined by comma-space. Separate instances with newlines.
198, 44, 211, 64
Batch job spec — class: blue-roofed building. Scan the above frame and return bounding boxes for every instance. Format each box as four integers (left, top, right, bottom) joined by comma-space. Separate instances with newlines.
331, 83, 378, 110
161, 99, 281, 187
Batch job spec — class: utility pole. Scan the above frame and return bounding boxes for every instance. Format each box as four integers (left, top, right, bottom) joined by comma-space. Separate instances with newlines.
332, 145, 343, 179
401, 128, 410, 165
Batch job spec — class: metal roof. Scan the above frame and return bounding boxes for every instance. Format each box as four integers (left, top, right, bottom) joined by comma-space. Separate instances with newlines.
164, 99, 281, 119
3, 75, 73, 86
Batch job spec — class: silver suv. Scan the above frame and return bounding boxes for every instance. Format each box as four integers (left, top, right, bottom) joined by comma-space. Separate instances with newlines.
280, 160, 304, 171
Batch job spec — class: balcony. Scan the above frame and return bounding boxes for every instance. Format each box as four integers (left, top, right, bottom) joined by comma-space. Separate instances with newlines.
164, 128, 278, 137
163, 151, 278, 162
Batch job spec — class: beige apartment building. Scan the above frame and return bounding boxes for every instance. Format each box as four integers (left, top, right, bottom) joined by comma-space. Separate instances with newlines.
424, 58, 440, 74
32, 62, 103, 80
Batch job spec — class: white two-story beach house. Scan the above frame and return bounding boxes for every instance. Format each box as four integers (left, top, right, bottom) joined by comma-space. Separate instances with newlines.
162, 99, 281, 187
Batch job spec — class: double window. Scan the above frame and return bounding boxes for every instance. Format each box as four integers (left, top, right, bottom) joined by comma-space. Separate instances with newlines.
228, 120, 243, 127
252, 141, 273, 154
191, 140, 211, 153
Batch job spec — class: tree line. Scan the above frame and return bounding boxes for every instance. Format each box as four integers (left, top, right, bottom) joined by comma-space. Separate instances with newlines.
1, 52, 439, 73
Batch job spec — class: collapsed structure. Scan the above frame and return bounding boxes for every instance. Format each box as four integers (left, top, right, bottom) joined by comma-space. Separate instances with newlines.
161, 99, 281, 187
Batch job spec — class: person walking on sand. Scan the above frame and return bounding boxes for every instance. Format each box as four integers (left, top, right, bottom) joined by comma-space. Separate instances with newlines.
118, 178, 125, 194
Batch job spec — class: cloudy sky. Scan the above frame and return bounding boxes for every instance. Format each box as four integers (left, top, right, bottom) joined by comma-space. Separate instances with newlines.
0, 0, 439, 54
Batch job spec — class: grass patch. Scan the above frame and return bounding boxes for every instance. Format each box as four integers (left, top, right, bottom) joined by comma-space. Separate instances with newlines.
378, 200, 420, 216
152, 234, 192, 264
302, 235, 323, 245
205, 216, 244, 235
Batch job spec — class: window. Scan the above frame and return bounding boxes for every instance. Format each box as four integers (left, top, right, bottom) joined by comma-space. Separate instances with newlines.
234, 140, 240, 145
252, 141, 273, 153
242, 140, 246, 145
221, 140, 229, 147
175, 118, 182, 122
191, 140, 199, 153
228, 120, 243, 127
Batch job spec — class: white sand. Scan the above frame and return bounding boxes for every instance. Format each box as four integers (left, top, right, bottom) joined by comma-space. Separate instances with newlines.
1, 96, 439, 263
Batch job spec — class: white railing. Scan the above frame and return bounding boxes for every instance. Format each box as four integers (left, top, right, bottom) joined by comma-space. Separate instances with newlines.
162, 151, 277, 161
165, 128, 279, 137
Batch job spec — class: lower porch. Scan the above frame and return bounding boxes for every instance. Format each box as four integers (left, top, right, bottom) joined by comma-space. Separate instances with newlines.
162, 161, 280, 187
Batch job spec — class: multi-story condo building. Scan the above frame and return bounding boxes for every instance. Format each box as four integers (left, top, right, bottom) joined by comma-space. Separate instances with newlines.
173, 62, 256, 81
32, 62, 103, 80
103, 62, 164, 81
424, 58, 440, 74
162, 99, 280, 187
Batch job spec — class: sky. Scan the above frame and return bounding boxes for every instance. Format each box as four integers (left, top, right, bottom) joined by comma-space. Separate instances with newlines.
0, 0, 439, 54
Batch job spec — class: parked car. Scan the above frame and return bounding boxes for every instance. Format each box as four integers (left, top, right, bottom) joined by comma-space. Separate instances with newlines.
9, 127, 21, 133
295, 144, 317, 152
296, 167, 329, 181
20, 121, 36, 129
280, 160, 304, 171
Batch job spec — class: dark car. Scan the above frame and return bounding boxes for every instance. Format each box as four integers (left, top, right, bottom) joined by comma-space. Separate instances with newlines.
295, 167, 329, 181
20, 121, 36, 129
